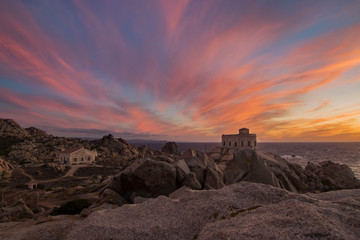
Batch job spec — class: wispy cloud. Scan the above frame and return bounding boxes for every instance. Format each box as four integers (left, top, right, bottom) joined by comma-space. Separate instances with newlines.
0, 0, 359, 141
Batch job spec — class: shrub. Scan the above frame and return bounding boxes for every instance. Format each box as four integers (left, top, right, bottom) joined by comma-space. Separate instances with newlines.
50, 199, 90, 216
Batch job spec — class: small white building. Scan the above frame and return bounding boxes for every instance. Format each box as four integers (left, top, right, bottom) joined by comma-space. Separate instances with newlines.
222, 128, 257, 149
58, 146, 97, 165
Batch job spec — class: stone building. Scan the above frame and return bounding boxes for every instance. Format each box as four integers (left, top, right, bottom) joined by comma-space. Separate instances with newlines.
58, 146, 97, 165
222, 128, 257, 149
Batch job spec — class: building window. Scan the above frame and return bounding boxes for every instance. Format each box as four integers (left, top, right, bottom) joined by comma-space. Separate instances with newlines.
248, 141, 250, 146
81, 157, 84, 161
74, 158, 77, 162
88, 156, 91, 160
235, 142, 237, 147
223, 141, 225, 146
241, 141, 243, 146
229, 141, 231, 146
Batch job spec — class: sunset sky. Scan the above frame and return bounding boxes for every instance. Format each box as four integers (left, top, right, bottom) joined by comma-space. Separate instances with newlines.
0, 0, 359, 142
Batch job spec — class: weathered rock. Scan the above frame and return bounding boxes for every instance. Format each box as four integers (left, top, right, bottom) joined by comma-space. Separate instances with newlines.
183, 149, 210, 186
0, 157, 13, 179
223, 149, 280, 188
0, 200, 34, 222
154, 155, 174, 164
137, 145, 160, 158
81, 203, 119, 217
67, 182, 360, 240
182, 172, 202, 190
203, 167, 225, 190
161, 142, 180, 155
93, 134, 141, 166
306, 161, 360, 191
25, 127, 49, 139
98, 189, 128, 206
108, 158, 177, 201
0, 119, 30, 139
0, 215, 82, 240
173, 159, 190, 184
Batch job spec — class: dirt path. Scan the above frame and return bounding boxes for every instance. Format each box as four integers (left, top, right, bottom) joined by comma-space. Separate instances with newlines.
15, 167, 35, 183
25, 164, 102, 185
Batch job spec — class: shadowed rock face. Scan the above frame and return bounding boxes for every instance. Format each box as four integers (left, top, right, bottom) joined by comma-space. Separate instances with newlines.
66, 182, 360, 240
161, 142, 180, 155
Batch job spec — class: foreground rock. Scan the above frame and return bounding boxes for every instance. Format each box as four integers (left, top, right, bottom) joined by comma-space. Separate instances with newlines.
67, 182, 360, 240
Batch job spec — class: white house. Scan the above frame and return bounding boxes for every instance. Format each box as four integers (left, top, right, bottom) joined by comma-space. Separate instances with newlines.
58, 146, 97, 165
222, 128, 257, 149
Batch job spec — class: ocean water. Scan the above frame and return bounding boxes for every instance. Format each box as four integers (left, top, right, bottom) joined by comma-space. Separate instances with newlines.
132, 141, 360, 178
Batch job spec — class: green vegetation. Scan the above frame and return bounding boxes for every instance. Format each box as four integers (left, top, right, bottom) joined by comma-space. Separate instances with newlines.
50, 199, 90, 216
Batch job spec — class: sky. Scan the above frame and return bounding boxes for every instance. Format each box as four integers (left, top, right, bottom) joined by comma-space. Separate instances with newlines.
0, 0, 360, 142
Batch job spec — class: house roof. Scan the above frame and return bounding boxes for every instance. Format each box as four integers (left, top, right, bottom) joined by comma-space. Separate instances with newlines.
61, 146, 83, 154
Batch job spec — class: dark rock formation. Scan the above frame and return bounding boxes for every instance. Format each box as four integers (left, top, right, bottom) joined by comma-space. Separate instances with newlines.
108, 158, 177, 201
161, 142, 180, 155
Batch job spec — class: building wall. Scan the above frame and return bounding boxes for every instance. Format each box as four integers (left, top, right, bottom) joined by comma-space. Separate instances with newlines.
69, 149, 96, 164
222, 134, 257, 149
58, 153, 70, 164
59, 148, 96, 165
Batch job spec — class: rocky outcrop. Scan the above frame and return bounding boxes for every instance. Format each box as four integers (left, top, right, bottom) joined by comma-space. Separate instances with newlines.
305, 161, 360, 191
25, 127, 49, 139
81, 189, 128, 217
0, 119, 30, 139
212, 147, 360, 194
183, 149, 225, 189
92, 134, 142, 166
108, 158, 177, 201
67, 182, 360, 240
161, 142, 180, 155
0, 158, 13, 179
0, 200, 34, 222
223, 148, 280, 187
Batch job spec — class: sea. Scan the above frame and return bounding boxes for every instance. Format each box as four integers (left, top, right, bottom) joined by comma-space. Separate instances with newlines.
131, 141, 360, 178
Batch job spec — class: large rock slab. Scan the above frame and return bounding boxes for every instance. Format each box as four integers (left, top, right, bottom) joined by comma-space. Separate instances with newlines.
108, 158, 177, 201
67, 182, 360, 240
